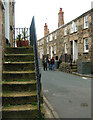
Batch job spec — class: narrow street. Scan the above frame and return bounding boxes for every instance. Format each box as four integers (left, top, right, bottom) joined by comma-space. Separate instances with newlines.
41, 69, 91, 118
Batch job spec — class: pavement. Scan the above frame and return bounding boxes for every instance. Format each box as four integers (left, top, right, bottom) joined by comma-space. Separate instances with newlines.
43, 95, 60, 119
41, 68, 91, 118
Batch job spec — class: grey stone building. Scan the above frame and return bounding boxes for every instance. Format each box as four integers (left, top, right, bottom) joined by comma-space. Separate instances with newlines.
38, 8, 93, 74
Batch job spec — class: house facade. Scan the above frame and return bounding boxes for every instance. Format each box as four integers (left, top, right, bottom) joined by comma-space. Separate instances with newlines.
5, 0, 15, 46
38, 8, 93, 74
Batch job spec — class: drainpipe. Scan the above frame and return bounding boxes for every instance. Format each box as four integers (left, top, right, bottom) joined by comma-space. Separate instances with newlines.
13, 0, 15, 47
5, 0, 10, 45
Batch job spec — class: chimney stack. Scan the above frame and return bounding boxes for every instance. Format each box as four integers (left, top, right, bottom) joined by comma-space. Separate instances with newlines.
58, 8, 64, 27
44, 23, 49, 36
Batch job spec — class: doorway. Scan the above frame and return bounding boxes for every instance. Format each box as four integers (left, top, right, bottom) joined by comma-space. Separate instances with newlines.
73, 40, 78, 62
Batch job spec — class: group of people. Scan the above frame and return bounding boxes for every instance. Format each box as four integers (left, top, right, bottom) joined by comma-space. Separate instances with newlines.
42, 57, 55, 71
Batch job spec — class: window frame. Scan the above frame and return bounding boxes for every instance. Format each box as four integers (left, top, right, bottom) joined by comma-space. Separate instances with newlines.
50, 34, 53, 41
74, 21, 77, 32
65, 43, 68, 54
70, 21, 74, 34
64, 26, 67, 36
84, 38, 88, 53
84, 15, 88, 29
47, 47, 49, 54
54, 46, 56, 54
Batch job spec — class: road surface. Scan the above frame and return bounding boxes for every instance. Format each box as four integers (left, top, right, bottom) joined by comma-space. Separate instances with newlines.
41, 69, 91, 118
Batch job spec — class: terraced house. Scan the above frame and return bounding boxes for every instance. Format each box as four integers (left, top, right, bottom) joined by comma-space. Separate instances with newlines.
0, 0, 15, 82
38, 8, 93, 74
0, 1, 44, 119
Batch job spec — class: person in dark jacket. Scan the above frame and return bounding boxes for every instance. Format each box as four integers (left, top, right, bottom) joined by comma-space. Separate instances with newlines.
51, 57, 55, 71
43, 57, 47, 71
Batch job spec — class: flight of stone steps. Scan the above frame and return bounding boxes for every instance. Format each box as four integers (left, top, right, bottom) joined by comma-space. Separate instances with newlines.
59, 62, 77, 73
2, 47, 44, 119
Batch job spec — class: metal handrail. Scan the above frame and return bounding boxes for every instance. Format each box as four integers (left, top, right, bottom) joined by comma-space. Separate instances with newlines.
30, 16, 41, 117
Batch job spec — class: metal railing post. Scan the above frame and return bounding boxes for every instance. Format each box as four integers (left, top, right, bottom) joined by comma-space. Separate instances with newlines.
30, 16, 41, 118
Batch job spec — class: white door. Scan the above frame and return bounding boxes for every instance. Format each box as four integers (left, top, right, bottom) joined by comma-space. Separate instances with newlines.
50, 46, 53, 59
73, 40, 78, 62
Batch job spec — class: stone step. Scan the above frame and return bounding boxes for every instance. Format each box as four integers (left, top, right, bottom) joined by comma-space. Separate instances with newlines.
2, 104, 44, 119
3, 71, 36, 81
72, 63, 77, 66
3, 61, 35, 71
2, 47, 44, 119
5, 47, 33, 54
4, 54, 34, 62
3, 81, 37, 92
72, 69, 77, 72
2, 104, 38, 119
71, 66, 77, 69
2, 91, 37, 106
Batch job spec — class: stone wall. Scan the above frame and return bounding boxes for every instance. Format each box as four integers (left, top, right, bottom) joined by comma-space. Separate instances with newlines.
59, 62, 72, 73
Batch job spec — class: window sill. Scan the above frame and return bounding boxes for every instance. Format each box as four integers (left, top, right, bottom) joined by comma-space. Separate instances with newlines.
83, 27, 88, 30
70, 31, 77, 35
83, 52, 88, 54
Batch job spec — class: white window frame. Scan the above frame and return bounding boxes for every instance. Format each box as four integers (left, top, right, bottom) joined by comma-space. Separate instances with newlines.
84, 15, 88, 29
70, 21, 74, 33
65, 43, 67, 54
47, 47, 49, 54
74, 21, 77, 32
40, 48, 43, 59
54, 46, 56, 54
42, 39, 44, 45
84, 38, 88, 52
50, 34, 52, 41
64, 27, 67, 36
40, 41, 42, 45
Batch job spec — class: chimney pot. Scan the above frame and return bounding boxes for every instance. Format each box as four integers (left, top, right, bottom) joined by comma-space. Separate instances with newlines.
45, 23, 47, 26
60, 8, 62, 12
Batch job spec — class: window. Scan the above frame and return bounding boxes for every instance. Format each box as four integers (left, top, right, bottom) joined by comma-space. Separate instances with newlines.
47, 47, 49, 54
70, 21, 74, 33
84, 15, 88, 29
54, 46, 56, 54
65, 43, 67, 54
40, 41, 42, 45
84, 38, 88, 52
40, 48, 43, 59
47, 36, 48, 43
38, 42, 39, 46
50, 34, 52, 41
64, 27, 67, 36
40, 39, 44, 45
74, 21, 77, 32
55, 32, 57, 39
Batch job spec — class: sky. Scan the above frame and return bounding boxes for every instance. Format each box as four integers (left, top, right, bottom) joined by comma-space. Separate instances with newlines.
15, 0, 93, 40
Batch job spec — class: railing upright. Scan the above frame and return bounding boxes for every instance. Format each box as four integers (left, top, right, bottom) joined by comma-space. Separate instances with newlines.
30, 16, 41, 117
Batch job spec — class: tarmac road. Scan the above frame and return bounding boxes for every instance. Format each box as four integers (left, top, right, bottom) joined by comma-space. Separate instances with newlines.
41, 69, 91, 118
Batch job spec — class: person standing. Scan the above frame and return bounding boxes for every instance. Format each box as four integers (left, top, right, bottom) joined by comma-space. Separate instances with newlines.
48, 57, 51, 70
51, 57, 55, 71
44, 57, 47, 71
42, 56, 44, 70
